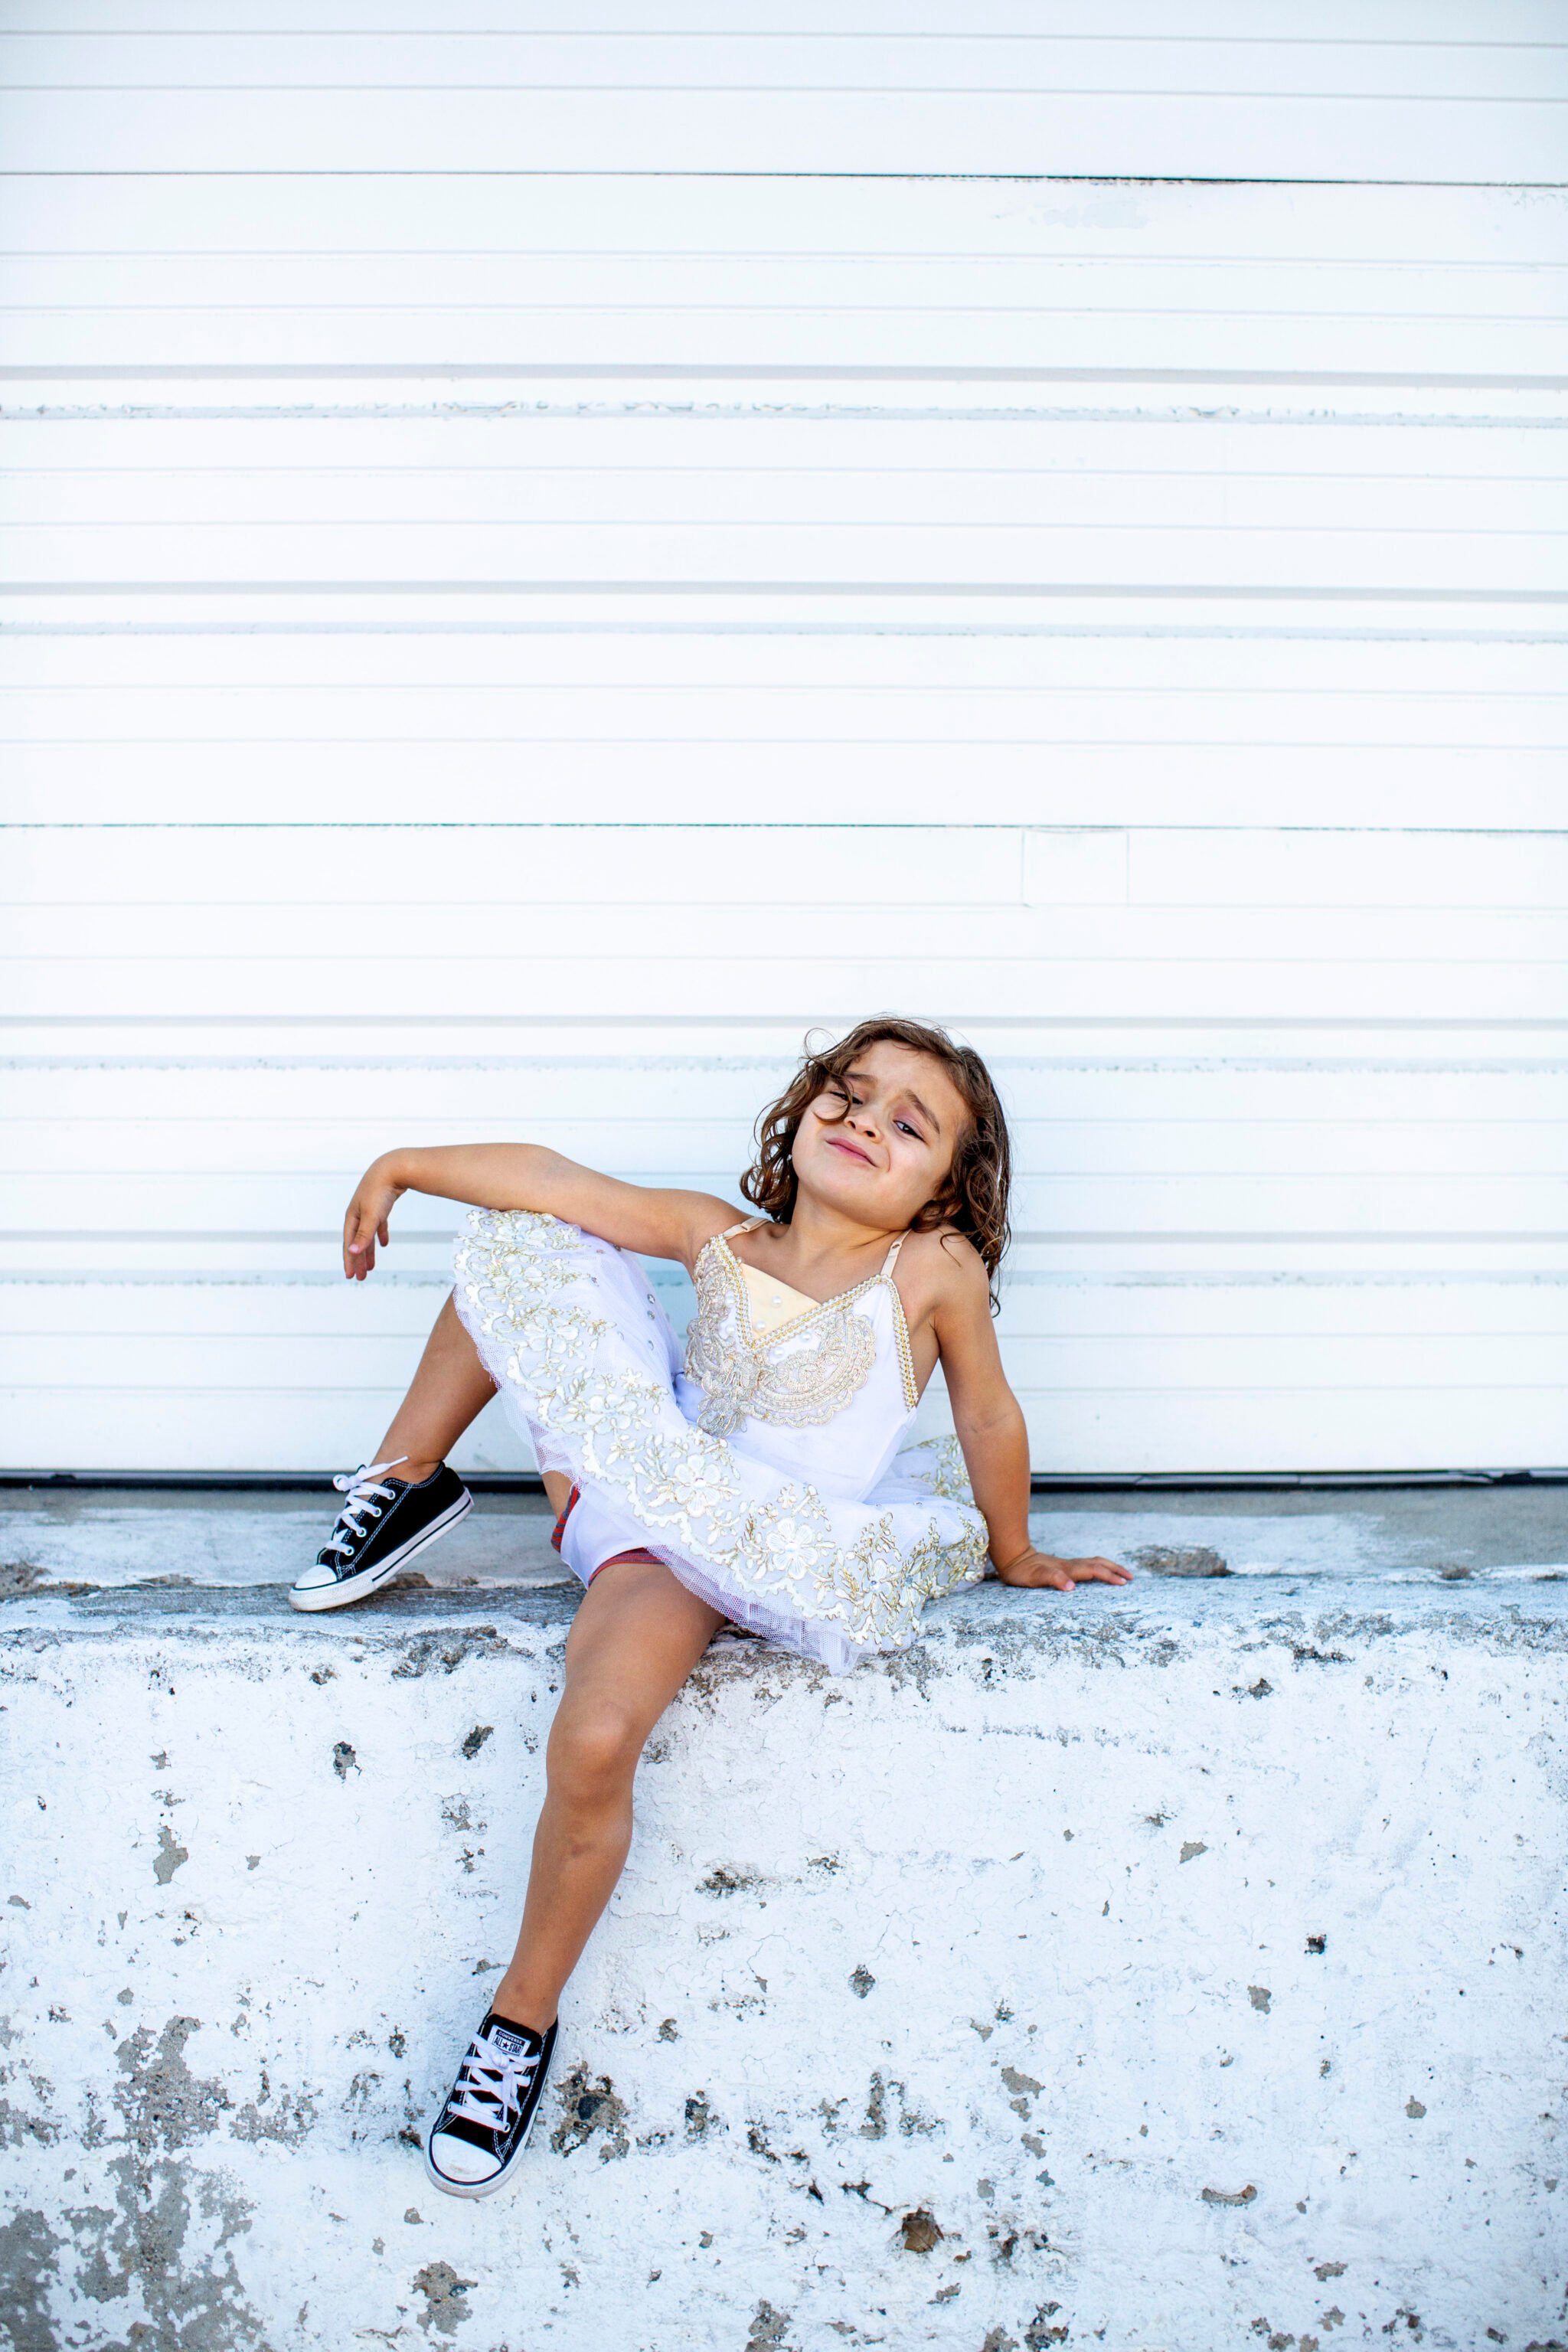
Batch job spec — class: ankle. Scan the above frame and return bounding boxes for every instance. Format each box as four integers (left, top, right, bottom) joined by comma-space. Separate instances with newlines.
491, 1980, 557, 2037
389, 1458, 441, 1487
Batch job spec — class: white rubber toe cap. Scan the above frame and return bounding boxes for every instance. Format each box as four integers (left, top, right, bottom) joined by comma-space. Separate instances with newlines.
427, 2131, 500, 2187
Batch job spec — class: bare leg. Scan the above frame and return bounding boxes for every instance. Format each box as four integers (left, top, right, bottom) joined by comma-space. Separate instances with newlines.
367, 1292, 570, 1513
492, 1559, 726, 2031
369, 1292, 496, 1482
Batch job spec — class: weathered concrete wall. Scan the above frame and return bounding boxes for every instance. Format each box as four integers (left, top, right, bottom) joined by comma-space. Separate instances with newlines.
3, 1530, 1567, 2352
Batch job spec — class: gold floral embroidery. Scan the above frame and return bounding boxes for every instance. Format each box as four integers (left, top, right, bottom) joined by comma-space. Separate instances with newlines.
683, 1236, 877, 1436
897, 1433, 974, 1504
452, 1208, 988, 1657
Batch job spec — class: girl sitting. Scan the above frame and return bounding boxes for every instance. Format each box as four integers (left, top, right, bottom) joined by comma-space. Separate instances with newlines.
292, 1017, 1129, 2200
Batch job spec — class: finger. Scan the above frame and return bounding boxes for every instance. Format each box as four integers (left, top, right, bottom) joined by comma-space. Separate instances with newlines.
377, 1217, 390, 1247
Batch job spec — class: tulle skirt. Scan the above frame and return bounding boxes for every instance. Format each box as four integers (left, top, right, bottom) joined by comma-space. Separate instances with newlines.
452, 1208, 990, 1676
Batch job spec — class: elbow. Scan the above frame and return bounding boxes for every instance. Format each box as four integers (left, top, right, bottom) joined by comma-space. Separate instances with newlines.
952, 1397, 1024, 1446
520, 1142, 567, 1190
508, 1143, 573, 1211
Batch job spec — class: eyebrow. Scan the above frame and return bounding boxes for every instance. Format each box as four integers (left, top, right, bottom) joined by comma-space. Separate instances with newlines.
844, 1067, 942, 1138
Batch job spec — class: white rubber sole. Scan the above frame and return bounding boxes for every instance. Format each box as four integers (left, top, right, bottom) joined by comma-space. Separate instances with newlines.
288, 1490, 472, 1612
423, 2097, 545, 2201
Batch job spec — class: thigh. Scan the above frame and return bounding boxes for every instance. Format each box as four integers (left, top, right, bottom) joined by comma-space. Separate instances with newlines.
558, 1557, 727, 1745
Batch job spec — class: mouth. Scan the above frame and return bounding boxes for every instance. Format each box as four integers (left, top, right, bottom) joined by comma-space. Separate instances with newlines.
825, 1134, 875, 1168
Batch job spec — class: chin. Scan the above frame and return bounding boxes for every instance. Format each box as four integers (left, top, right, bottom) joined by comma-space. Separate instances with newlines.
805, 1145, 887, 1207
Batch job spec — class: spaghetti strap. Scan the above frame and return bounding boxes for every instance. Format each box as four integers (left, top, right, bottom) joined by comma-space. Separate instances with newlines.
880, 1233, 906, 1276
721, 1217, 766, 1240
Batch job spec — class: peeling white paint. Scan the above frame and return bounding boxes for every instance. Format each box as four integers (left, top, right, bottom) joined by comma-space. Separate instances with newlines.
3, 1557, 1566, 2350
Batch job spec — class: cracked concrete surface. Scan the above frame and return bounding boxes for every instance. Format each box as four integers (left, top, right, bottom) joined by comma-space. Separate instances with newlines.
1, 1488, 1566, 2350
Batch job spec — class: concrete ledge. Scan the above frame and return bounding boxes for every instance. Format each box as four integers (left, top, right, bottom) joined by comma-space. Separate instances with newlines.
3, 1502, 1567, 2351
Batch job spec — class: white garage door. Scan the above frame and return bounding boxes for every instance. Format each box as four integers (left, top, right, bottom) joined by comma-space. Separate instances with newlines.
3, 5, 1565, 1476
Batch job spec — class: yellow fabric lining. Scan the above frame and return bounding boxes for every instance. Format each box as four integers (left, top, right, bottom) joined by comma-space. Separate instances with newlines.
735, 1257, 826, 1335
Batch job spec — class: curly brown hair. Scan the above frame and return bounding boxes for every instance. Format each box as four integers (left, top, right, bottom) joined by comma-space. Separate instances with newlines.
740, 1017, 1013, 1305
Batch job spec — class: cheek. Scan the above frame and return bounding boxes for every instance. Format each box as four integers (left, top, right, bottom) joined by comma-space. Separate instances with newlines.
912, 1143, 956, 1197
791, 1116, 827, 1174
893, 1137, 939, 1187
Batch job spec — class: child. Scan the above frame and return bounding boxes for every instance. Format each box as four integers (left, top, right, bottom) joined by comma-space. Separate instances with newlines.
291, 1018, 1130, 2200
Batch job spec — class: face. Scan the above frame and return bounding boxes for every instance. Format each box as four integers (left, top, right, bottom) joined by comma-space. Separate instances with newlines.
791, 1040, 969, 1231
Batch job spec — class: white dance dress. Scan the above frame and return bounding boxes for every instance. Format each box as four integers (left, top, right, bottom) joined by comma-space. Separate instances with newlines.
452, 1208, 991, 1675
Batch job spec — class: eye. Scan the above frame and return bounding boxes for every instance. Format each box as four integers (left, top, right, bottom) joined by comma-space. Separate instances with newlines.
895, 1119, 922, 1139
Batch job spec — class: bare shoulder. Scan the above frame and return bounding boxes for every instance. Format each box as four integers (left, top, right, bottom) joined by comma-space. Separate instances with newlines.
897, 1225, 990, 1319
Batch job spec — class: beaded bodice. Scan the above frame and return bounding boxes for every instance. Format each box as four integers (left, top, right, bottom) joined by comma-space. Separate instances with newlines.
682, 1222, 917, 1439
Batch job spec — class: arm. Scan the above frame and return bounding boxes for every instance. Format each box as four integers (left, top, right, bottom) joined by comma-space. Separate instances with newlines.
341, 1143, 735, 1281
933, 1249, 1130, 1593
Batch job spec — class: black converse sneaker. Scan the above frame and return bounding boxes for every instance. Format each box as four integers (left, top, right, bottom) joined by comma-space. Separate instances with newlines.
424, 2012, 558, 2199
289, 1457, 472, 1612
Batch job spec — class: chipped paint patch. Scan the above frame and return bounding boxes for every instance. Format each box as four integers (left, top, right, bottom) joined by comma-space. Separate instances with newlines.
549, 2066, 630, 2162
153, 1824, 190, 1883
412, 2259, 476, 2337
0, 2207, 60, 2352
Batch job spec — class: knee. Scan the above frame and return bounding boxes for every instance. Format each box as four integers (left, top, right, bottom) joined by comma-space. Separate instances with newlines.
547, 1698, 644, 1797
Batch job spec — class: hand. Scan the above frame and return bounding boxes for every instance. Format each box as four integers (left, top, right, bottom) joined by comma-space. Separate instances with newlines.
992, 1544, 1132, 1592
343, 1156, 405, 1279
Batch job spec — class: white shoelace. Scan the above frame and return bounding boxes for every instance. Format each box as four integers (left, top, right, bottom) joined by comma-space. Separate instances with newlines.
445, 2027, 539, 2134
322, 1456, 408, 1561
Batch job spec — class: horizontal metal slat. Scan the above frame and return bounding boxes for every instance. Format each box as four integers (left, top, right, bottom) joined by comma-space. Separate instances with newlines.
2, 1380, 1557, 1476
1, 86, 1559, 181
6, 742, 1560, 828
2, 1168, 1562, 1236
